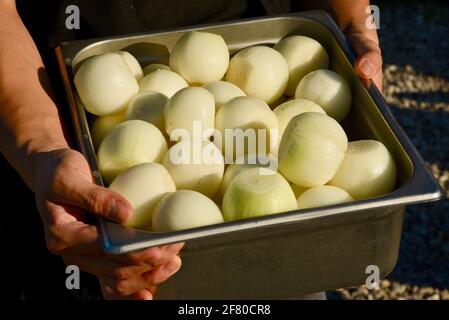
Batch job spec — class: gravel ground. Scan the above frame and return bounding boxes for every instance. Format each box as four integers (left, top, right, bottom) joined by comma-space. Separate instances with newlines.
330, 1, 449, 300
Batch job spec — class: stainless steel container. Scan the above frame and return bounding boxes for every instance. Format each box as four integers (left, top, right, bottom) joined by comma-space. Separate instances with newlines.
55, 11, 442, 299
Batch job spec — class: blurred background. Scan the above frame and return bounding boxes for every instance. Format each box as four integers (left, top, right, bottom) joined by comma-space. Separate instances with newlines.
329, 0, 449, 300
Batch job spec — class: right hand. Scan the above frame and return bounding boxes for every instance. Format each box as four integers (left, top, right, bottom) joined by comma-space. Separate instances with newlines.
32, 148, 184, 300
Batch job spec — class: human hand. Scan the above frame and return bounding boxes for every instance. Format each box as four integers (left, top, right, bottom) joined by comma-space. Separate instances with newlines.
32, 148, 184, 300
343, 23, 383, 91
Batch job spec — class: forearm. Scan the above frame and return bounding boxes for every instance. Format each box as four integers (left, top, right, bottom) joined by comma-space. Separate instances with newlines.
0, 2, 69, 190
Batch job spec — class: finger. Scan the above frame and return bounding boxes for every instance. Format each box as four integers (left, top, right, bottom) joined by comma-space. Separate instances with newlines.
63, 255, 153, 280
112, 243, 182, 266
43, 202, 103, 256
143, 255, 182, 286
100, 274, 155, 297
47, 156, 133, 223
128, 289, 154, 300
63, 180, 132, 224
347, 33, 383, 89
100, 279, 154, 300
163, 242, 186, 255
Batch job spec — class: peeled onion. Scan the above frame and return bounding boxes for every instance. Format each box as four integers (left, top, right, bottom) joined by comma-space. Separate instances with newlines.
295, 69, 351, 122
74, 53, 139, 116
215, 96, 279, 160
164, 87, 215, 140
221, 153, 278, 195
162, 139, 224, 198
203, 81, 246, 111
225, 46, 289, 104
109, 163, 176, 230
152, 190, 223, 232
142, 63, 170, 76
296, 185, 353, 209
117, 51, 144, 81
222, 168, 297, 221
273, 98, 326, 144
126, 91, 168, 132
278, 112, 348, 187
98, 120, 167, 184
139, 69, 188, 98
329, 140, 397, 199
274, 36, 329, 96
91, 110, 126, 149
170, 31, 229, 85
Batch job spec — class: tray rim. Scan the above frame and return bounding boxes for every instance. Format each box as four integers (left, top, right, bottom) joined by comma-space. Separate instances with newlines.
55, 11, 443, 254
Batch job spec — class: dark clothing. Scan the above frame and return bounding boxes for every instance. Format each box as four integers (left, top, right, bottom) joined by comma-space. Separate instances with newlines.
4, 0, 291, 299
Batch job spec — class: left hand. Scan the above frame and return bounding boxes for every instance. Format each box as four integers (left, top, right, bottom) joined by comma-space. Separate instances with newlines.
343, 23, 383, 91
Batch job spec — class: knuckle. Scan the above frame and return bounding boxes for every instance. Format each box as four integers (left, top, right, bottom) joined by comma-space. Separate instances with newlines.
47, 236, 66, 255
114, 280, 130, 297
84, 188, 109, 214
114, 267, 132, 280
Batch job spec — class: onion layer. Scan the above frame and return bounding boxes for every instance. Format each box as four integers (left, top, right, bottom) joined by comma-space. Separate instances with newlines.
295, 69, 351, 122
109, 163, 176, 230
152, 190, 223, 232
278, 112, 348, 187
222, 168, 297, 221
329, 140, 397, 199
98, 120, 167, 184
296, 185, 353, 209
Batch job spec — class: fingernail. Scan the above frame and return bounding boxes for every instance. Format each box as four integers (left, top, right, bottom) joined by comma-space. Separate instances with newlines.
164, 260, 181, 275
108, 200, 132, 222
360, 59, 375, 77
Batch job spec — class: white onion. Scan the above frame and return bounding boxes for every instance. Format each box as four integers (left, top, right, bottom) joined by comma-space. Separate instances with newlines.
215, 96, 279, 160
126, 91, 168, 132
225, 46, 289, 104
74, 53, 139, 116
98, 120, 167, 184
109, 163, 176, 230
139, 69, 188, 98
274, 36, 329, 96
278, 112, 348, 187
117, 51, 144, 81
222, 168, 297, 221
91, 110, 126, 149
296, 185, 353, 209
170, 31, 229, 85
221, 153, 278, 195
142, 63, 170, 76
273, 98, 326, 144
329, 140, 397, 199
295, 69, 351, 122
152, 190, 223, 232
203, 81, 246, 111
164, 87, 215, 140
162, 139, 224, 198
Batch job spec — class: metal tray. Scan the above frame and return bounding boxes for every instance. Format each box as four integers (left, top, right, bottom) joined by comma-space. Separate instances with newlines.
55, 11, 442, 299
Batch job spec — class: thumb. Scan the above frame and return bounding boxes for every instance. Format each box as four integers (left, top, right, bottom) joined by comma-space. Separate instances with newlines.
74, 182, 133, 223
347, 33, 383, 89
56, 173, 133, 223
